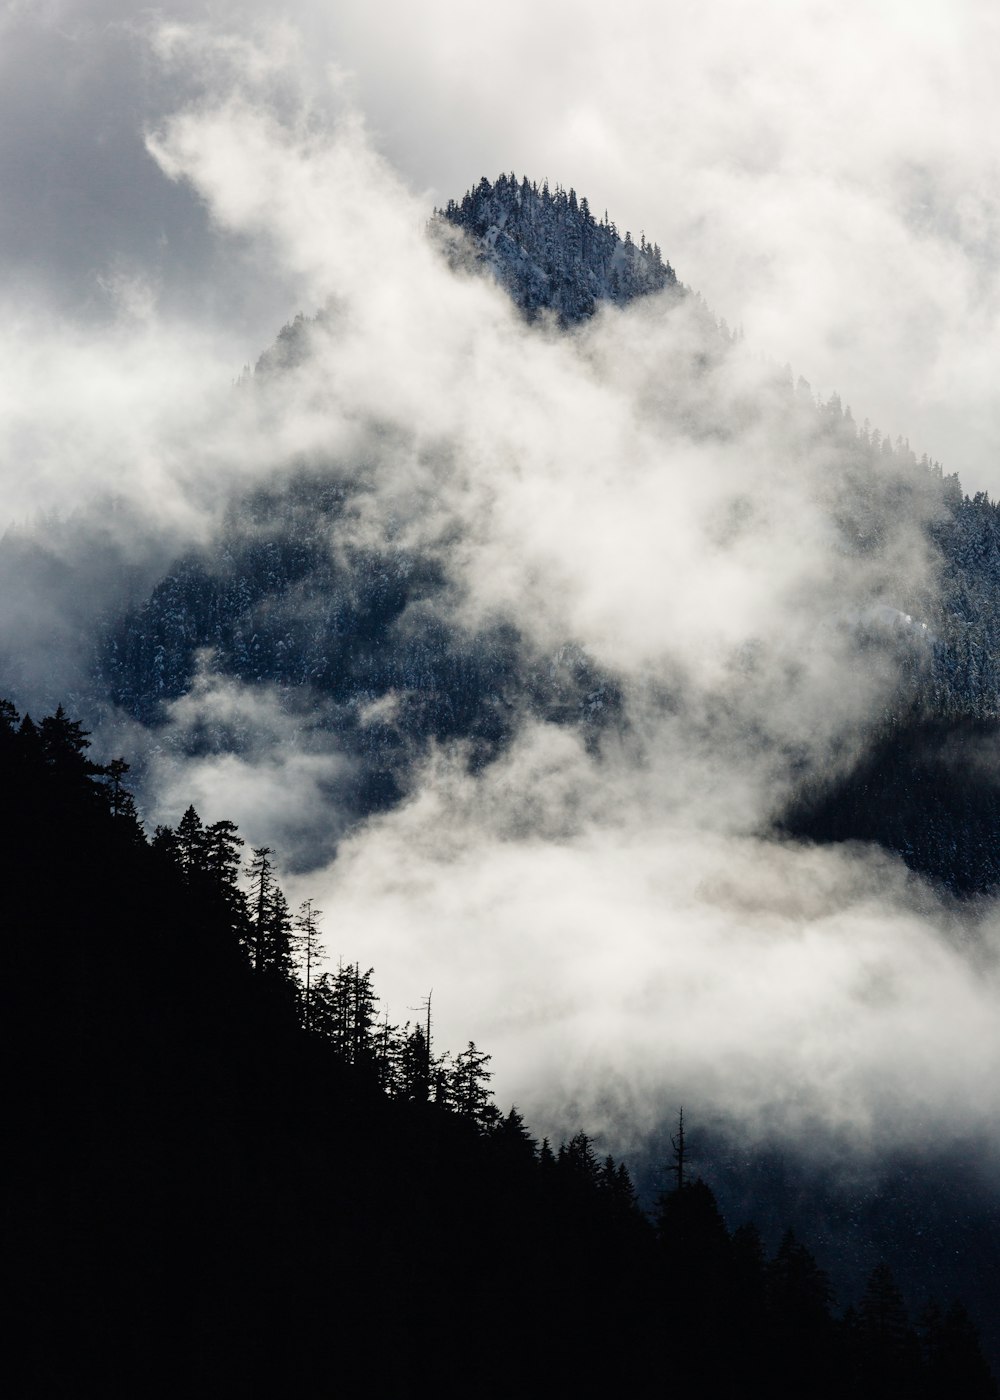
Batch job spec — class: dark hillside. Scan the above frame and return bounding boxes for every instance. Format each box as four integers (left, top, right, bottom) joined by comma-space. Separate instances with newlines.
2, 700, 995, 1397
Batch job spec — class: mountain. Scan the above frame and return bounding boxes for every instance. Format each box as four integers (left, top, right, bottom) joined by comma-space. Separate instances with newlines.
435, 172, 678, 322
44, 174, 1000, 893
784, 482, 1000, 891
96, 472, 619, 859
7, 175, 1000, 1381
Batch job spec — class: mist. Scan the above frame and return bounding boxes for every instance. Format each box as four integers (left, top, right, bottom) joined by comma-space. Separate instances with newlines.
2, 6, 999, 1172
294, 721, 999, 1152
4, 2, 1000, 486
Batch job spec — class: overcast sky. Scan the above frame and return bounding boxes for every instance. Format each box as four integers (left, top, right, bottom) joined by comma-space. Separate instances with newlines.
3, 0, 1000, 490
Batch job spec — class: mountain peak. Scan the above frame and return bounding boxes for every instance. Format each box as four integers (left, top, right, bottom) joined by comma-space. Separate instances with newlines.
436, 172, 678, 323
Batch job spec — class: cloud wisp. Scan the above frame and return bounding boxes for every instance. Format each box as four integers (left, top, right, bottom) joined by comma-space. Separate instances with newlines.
5, 2, 1000, 486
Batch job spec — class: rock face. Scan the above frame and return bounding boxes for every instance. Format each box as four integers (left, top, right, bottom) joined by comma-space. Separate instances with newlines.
436, 173, 678, 323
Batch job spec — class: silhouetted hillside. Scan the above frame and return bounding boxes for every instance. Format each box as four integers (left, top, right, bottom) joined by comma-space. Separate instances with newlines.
3, 699, 995, 1397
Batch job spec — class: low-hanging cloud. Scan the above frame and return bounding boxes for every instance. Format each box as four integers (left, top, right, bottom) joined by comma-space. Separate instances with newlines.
304, 722, 1000, 1156
145, 663, 356, 867
2, 11, 998, 1167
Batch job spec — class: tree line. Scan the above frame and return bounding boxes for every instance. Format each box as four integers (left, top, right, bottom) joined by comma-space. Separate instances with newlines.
2, 697, 995, 1397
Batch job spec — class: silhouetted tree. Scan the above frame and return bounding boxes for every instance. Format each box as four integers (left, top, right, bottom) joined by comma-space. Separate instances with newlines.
559, 1131, 602, 1189
669, 1106, 690, 1192
920, 1300, 998, 1399
854, 1262, 920, 1396
246, 845, 293, 977
293, 899, 325, 1030
449, 1041, 497, 1130
767, 1230, 836, 1396
495, 1107, 537, 1166
397, 1022, 431, 1102
176, 805, 206, 879
39, 705, 97, 778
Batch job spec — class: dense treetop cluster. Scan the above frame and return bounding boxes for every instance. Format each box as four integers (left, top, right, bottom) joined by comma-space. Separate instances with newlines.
436, 172, 677, 322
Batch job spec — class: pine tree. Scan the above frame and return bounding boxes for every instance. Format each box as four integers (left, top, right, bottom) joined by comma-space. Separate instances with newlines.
398, 1022, 431, 1102
495, 1107, 537, 1165
293, 899, 325, 1030
203, 819, 244, 890
265, 885, 294, 980
245, 846, 293, 978
0, 697, 18, 735
151, 823, 181, 866
565, 1131, 601, 1183
39, 705, 97, 777
103, 758, 131, 819
350, 965, 378, 1066
856, 1262, 920, 1396
176, 806, 206, 880
920, 1300, 997, 1398
449, 1041, 497, 1130
99, 757, 144, 844
766, 1230, 836, 1395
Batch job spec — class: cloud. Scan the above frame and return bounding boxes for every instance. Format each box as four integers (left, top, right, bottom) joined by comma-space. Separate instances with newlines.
304, 721, 1000, 1155
316, 0, 1000, 491
1, 6, 997, 1168
145, 664, 356, 868
132, 31, 989, 1154
6, 1, 1000, 484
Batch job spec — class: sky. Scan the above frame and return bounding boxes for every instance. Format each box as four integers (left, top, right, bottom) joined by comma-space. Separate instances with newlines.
3, 0, 1000, 1166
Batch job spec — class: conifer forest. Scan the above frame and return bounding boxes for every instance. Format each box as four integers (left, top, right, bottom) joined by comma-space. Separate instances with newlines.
5, 700, 996, 1396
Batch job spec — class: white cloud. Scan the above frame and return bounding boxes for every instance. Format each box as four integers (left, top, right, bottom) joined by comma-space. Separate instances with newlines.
147, 665, 356, 865
303, 721, 1000, 1154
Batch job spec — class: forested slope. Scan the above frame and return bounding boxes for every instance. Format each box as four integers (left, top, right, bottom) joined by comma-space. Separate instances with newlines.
0, 175, 982, 893
3, 700, 995, 1397
435, 172, 678, 323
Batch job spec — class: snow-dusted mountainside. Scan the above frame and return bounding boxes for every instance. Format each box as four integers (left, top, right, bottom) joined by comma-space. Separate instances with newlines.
436, 173, 678, 322
98, 474, 618, 858
13, 174, 1000, 891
